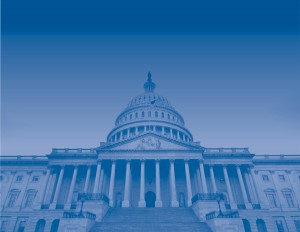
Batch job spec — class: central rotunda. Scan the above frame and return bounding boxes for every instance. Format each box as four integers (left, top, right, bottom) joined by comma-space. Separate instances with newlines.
98, 72, 206, 208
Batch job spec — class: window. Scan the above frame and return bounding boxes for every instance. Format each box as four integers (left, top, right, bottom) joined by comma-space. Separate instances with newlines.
282, 189, 295, 207
16, 175, 23, 182
262, 175, 269, 182
142, 111, 145, 117
278, 175, 285, 181
32, 176, 39, 182
135, 112, 138, 118
6, 189, 20, 208
148, 111, 151, 117
168, 114, 170, 120
274, 217, 288, 232
161, 112, 164, 118
265, 189, 278, 208
293, 217, 300, 232
0, 175, 3, 181
23, 189, 37, 208
155, 111, 158, 118
1, 220, 8, 231
130, 114, 132, 120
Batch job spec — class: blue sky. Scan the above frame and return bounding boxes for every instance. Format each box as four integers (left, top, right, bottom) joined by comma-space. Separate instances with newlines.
2, 0, 300, 155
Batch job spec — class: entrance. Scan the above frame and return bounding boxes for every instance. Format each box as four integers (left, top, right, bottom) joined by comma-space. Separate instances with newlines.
145, 191, 156, 207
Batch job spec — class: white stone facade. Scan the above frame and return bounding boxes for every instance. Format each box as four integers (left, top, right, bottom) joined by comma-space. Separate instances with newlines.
1, 74, 300, 232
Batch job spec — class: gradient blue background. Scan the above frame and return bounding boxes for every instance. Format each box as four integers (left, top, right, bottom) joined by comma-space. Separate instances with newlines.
2, 0, 300, 155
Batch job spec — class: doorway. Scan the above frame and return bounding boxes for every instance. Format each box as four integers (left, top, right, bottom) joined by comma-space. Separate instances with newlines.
145, 191, 156, 207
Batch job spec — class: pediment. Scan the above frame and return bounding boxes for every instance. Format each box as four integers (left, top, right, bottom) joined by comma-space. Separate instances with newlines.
100, 133, 201, 151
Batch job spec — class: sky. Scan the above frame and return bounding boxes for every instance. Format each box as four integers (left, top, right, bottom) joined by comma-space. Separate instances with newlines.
1, 0, 300, 156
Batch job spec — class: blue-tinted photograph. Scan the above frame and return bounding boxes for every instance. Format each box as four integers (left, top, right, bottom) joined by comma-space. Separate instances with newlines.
1, 0, 300, 231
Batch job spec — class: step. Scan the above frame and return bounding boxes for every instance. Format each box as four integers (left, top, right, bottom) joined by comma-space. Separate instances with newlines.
90, 208, 212, 232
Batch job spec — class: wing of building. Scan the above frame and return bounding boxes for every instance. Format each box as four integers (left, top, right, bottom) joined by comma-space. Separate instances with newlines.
1, 73, 300, 232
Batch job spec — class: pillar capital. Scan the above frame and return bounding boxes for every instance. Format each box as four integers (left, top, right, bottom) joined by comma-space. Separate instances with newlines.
184, 159, 190, 163
155, 159, 160, 163
97, 160, 102, 164
169, 159, 175, 163
140, 159, 146, 163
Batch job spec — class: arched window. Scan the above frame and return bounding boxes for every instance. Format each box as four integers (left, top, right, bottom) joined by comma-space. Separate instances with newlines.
242, 219, 252, 232
135, 112, 138, 118
155, 111, 158, 118
6, 189, 20, 208
256, 219, 267, 232
161, 112, 164, 118
168, 114, 170, 120
148, 111, 151, 117
264, 189, 278, 208
50, 219, 60, 232
35, 219, 46, 232
23, 189, 37, 208
142, 111, 145, 117
17, 220, 26, 232
282, 188, 295, 207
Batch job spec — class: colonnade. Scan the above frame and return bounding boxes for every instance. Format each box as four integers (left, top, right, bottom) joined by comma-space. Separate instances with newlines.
45, 160, 257, 209
109, 125, 191, 143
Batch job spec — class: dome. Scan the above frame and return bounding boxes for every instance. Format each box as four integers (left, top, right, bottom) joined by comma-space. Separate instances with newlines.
107, 73, 193, 144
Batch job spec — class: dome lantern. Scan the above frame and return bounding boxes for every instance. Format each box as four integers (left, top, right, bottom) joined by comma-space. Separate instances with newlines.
144, 72, 156, 93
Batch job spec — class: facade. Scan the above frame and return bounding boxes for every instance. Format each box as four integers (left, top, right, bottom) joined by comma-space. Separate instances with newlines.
1, 73, 300, 232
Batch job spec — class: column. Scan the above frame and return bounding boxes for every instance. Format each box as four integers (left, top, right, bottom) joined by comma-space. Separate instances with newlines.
139, 160, 146, 207
98, 169, 105, 193
83, 166, 91, 193
209, 165, 217, 194
184, 160, 193, 206
170, 160, 179, 207
155, 159, 162, 207
65, 166, 78, 209
162, 127, 165, 135
223, 165, 237, 209
108, 160, 116, 207
50, 166, 65, 209
122, 160, 131, 207
40, 167, 51, 205
135, 127, 138, 135
93, 161, 102, 193
120, 130, 123, 140
249, 166, 265, 208
170, 129, 173, 138
236, 165, 251, 208
196, 169, 202, 193
199, 161, 208, 193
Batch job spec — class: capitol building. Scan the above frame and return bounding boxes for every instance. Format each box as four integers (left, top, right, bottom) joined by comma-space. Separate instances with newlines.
1, 74, 300, 232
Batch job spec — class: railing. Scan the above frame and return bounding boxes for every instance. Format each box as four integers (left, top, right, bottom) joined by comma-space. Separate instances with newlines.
206, 211, 240, 220
0, 156, 48, 161
204, 148, 250, 154
63, 211, 96, 220
192, 193, 224, 204
51, 149, 97, 154
254, 155, 300, 160
78, 193, 109, 204
252, 204, 261, 209
41, 204, 50, 209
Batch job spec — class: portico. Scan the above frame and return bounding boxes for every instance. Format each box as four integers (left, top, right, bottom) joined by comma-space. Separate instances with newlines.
45, 147, 257, 211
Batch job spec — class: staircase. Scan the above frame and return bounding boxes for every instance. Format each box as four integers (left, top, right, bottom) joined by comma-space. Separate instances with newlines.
90, 207, 212, 232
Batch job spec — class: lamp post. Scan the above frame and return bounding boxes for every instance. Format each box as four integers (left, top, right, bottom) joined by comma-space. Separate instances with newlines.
79, 199, 85, 217
216, 193, 223, 217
